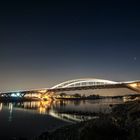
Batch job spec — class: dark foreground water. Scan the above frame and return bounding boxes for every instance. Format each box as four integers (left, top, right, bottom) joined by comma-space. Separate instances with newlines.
0, 98, 124, 139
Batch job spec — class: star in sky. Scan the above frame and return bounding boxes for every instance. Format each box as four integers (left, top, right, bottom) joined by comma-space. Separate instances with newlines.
134, 57, 137, 61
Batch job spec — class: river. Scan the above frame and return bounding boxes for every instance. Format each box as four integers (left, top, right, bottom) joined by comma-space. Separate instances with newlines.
0, 98, 124, 139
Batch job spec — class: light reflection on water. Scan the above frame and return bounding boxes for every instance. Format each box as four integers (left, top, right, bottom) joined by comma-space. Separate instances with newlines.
0, 98, 124, 123
0, 98, 124, 138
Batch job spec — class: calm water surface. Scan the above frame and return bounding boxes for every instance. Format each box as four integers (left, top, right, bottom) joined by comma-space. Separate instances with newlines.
0, 98, 124, 139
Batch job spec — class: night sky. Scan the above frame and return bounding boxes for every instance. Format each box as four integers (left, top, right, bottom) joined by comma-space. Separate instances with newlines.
0, 0, 140, 91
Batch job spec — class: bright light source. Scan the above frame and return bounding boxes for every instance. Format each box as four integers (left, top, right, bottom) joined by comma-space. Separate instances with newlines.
129, 83, 137, 88
16, 93, 21, 96
39, 90, 47, 93
11, 93, 17, 97
11, 93, 21, 97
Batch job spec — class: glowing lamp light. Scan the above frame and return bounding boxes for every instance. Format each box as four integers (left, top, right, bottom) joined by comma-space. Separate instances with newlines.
39, 90, 47, 93
11, 92, 21, 97
130, 83, 137, 88
11, 93, 17, 97
16, 93, 21, 96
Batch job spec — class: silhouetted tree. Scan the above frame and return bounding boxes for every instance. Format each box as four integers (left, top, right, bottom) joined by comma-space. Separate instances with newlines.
59, 93, 67, 97
73, 93, 81, 98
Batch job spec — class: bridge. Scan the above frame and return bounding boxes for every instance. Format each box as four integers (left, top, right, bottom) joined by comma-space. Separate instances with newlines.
0, 78, 140, 98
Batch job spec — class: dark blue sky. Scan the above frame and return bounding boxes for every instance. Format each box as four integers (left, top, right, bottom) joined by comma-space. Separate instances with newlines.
0, 0, 140, 91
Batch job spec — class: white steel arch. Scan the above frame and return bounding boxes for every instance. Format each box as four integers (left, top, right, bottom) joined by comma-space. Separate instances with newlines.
51, 78, 118, 89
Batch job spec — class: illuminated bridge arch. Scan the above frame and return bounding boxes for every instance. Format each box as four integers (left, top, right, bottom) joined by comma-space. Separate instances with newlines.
51, 78, 118, 89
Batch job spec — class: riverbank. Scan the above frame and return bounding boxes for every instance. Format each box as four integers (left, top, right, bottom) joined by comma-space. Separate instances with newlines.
33, 100, 140, 140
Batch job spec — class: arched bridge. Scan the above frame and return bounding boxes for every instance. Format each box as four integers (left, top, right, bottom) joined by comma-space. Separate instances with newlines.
51, 78, 118, 89
0, 78, 140, 97
49, 78, 140, 93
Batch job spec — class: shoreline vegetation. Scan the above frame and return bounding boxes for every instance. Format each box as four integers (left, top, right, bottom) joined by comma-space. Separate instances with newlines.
0, 93, 124, 102
0, 97, 40, 102
0, 93, 140, 102
33, 100, 140, 140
